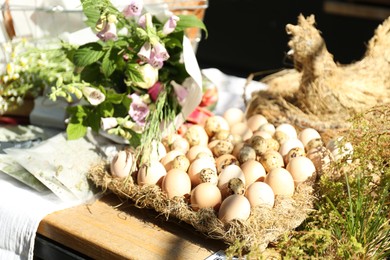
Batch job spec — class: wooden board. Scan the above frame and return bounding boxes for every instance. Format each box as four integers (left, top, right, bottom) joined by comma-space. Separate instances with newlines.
37, 194, 226, 259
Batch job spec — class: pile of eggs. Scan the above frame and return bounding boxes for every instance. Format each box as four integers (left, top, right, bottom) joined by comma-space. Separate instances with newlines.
110, 108, 351, 223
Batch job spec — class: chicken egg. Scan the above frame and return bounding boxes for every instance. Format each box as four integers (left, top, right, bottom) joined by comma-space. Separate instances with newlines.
170, 137, 190, 154
245, 182, 275, 208
275, 123, 297, 139
186, 145, 214, 163
240, 160, 266, 187
162, 169, 192, 199
160, 150, 185, 171
286, 156, 316, 186
110, 149, 134, 178
230, 122, 253, 141
258, 123, 276, 135
246, 114, 268, 132
223, 107, 245, 127
137, 161, 167, 186
253, 130, 273, 140
264, 168, 295, 196
190, 182, 222, 211
218, 194, 251, 223
298, 128, 322, 147
279, 138, 305, 164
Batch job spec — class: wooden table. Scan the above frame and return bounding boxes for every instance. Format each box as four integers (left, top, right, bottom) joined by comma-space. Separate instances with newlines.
37, 194, 226, 259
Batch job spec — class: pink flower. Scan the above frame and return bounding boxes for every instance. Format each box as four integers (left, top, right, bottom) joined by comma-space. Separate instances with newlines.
97, 22, 118, 41
128, 93, 149, 127
152, 42, 169, 61
148, 82, 164, 101
137, 42, 151, 62
123, 0, 143, 17
138, 13, 152, 30
149, 51, 164, 69
171, 81, 188, 106
162, 15, 180, 35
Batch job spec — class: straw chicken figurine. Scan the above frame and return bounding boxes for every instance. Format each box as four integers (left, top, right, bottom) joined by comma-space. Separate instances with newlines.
246, 14, 390, 131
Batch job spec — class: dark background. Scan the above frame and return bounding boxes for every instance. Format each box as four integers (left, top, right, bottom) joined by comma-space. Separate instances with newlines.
195, 0, 386, 78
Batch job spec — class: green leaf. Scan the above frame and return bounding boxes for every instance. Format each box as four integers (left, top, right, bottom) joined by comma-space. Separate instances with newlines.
80, 63, 104, 84
66, 120, 88, 140
125, 64, 143, 83
73, 42, 104, 67
177, 14, 208, 38
106, 90, 124, 104
102, 47, 116, 77
98, 102, 114, 117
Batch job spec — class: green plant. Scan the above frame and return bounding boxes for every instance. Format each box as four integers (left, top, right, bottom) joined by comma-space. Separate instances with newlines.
275, 106, 390, 259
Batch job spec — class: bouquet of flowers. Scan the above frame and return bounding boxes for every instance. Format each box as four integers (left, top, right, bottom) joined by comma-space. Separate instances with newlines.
47, 0, 207, 160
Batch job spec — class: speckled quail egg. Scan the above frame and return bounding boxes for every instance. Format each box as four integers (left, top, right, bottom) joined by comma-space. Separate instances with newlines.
215, 154, 239, 174
237, 145, 257, 164
184, 124, 209, 147
285, 147, 306, 165
208, 139, 234, 157
171, 154, 190, 172
204, 115, 230, 137
260, 150, 284, 173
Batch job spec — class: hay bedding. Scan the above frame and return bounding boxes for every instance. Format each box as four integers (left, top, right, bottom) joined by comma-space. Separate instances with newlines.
88, 162, 315, 252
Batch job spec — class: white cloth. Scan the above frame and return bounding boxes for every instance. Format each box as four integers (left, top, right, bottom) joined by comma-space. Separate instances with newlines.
0, 173, 78, 260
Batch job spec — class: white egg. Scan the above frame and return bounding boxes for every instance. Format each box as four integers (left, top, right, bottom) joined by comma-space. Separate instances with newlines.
298, 128, 322, 147
279, 138, 305, 162
275, 123, 297, 139
223, 107, 245, 126
110, 149, 134, 178
137, 161, 167, 186
286, 156, 316, 186
246, 114, 268, 132
245, 182, 275, 208
218, 194, 251, 223
264, 168, 295, 196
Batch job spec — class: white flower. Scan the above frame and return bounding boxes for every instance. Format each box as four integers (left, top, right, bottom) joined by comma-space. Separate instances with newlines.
135, 64, 159, 89
82, 86, 106, 105
101, 117, 118, 131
